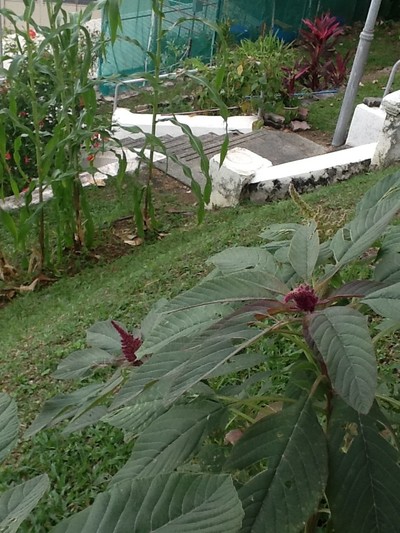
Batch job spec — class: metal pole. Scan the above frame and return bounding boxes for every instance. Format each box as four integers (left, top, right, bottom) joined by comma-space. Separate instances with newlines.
332, 0, 383, 147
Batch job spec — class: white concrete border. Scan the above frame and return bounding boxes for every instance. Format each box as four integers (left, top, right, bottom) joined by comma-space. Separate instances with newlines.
346, 104, 386, 147
245, 143, 376, 204
112, 108, 257, 140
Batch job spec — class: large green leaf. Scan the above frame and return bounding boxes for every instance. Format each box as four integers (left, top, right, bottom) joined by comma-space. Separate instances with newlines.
26, 371, 124, 438
158, 312, 269, 405
0, 474, 50, 533
362, 281, 400, 320
86, 320, 123, 355
330, 201, 400, 270
112, 310, 264, 410
307, 307, 376, 414
326, 174, 400, 281
207, 247, 277, 275
102, 387, 170, 438
51, 474, 243, 533
225, 396, 327, 533
25, 383, 105, 438
327, 399, 400, 533
288, 221, 319, 282
206, 352, 265, 378
374, 253, 400, 284
138, 304, 231, 356
163, 271, 288, 313
355, 171, 400, 214
52, 348, 118, 380
329, 280, 387, 299
0, 393, 18, 463
379, 225, 400, 255
260, 223, 302, 241
110, 401, 225, 485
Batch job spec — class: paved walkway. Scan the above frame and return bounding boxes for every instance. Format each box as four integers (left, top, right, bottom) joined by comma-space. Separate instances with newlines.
122, 128, 327, 189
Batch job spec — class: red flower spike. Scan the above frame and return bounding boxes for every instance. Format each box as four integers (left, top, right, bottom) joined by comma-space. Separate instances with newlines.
284, 284, 319, 313
5, 152, 12, 161
111, 320, 143, 365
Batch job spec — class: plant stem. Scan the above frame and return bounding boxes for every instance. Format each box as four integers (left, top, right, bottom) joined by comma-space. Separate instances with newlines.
25, 20, 45, 269
144, 0, 164, 227
229, 408, 256, 424
218, 395, 295, 408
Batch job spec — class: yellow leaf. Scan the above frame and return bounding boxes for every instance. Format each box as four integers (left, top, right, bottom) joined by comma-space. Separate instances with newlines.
237, 64, 244, 76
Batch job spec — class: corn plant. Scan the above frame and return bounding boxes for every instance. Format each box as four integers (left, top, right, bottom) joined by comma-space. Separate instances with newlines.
107, 0, 229, 237
0, 0, 121, 269
29, 171, 400, 532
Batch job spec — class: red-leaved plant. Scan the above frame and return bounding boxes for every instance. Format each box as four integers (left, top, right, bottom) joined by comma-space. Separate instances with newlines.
283, 12, 352, 95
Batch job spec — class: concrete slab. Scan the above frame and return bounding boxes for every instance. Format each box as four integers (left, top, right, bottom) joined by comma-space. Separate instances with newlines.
245, 143, 376, 204
121, 128, 327, 190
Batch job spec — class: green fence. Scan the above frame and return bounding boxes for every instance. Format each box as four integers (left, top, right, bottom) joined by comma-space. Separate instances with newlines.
99, 0, 220, 94
99, 0, 372, 92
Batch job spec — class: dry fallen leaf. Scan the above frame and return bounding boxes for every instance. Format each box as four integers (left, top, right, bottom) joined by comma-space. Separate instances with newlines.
18, 278, 40, 293
224, 428, 244, 445
124, 237, 144, 247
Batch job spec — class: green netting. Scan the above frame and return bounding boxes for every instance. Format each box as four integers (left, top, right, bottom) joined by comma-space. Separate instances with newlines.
99, 0, 220, 94
99, 0, 371, 94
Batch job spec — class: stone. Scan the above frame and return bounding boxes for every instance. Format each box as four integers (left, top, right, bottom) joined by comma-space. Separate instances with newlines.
363, 96, 382, 108
290, 120, 311, 132
372, 90, 400, 167
135, 104, 151, 113
263, 112, 285, 129
297, 107, 309, 121
208, 147, 272, 208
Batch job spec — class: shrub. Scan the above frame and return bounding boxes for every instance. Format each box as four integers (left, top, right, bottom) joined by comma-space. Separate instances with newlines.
195, 34, 295, 113
283, 12, 352, 97
29, 171, 400, 532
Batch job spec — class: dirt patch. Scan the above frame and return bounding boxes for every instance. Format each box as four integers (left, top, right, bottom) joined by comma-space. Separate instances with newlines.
291, 127, 334, 149
0, 169, 196, 308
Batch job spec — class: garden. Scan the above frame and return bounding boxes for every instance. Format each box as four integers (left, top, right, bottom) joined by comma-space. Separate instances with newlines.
1, 0, 400, 531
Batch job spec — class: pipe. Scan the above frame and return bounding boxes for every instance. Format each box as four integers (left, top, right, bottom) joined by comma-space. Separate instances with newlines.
383, 59, 400, 98
112, 68, 199, 113
332, 0, 383, 147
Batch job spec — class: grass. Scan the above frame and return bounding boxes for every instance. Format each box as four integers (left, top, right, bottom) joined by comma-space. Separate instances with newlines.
1, 165, 399, 531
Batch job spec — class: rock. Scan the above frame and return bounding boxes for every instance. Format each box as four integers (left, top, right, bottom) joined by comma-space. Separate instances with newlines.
363, 96, 382, 108
135, 104, 151, 113
290, 120, 311, 132
263, 112, 285, 129
297, 107, 309, 121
